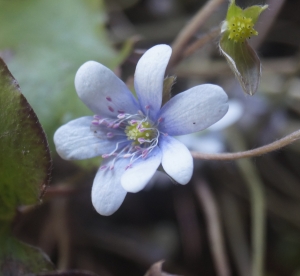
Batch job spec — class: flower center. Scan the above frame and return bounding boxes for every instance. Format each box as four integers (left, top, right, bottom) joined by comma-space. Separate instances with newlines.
91, 109, 162, 170
125, 121, 155, 145
227, 16, 258, 43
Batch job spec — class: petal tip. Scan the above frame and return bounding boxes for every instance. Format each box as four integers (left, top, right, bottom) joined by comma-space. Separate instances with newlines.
91, 189, 123, 216
74, 60, 104, 95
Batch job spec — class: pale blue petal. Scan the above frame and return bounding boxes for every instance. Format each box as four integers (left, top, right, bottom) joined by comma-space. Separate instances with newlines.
75, 61, 139, 117
134, 45, 172, 120
121, 147, 162, 193
159, 136, 193, 184
54, 116, 118, 160
92, 158, 128, 216
158, 84, 229, 136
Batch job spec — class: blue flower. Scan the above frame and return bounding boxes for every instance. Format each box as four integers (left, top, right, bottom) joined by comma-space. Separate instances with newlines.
54, 45, 229, 215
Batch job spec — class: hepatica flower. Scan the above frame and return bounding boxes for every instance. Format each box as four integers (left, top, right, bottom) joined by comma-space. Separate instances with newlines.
54, 45, 228, 215
220, 0, 268, 95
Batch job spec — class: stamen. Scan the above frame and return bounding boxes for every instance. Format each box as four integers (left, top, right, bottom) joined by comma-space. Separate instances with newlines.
117, 113, 125, 119
107, 132, 114, 138
99, 119, 108, 126
91, 120, 99, 125
92, 108, 163, 170
138, 138, 146, 143
228, 15, 258, 43
142, 149, 148, 158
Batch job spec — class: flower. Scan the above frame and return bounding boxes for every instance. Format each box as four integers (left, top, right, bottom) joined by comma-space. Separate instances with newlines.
54, 44, 229, 216
219, 0, 268, 95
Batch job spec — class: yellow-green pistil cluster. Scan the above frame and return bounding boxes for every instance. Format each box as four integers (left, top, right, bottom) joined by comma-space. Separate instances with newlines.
125, 121, 154, 145
227, 16, 258, 43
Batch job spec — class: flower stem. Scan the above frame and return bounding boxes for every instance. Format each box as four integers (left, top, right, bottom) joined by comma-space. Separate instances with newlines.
191, 129, 300, 160
169, 0, 225, 68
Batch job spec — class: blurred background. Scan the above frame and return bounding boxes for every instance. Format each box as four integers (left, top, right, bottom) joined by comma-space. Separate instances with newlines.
2, 0, 300, 275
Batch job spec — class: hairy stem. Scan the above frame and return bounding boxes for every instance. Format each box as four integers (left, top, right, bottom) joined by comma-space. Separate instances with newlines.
191, 129, 300, 160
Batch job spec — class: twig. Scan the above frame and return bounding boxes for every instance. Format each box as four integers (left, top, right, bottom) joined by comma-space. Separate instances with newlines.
169, 0, 225, 68
195, 179, 231, 276
191, 129, 300, 160
182, 26, 220, 59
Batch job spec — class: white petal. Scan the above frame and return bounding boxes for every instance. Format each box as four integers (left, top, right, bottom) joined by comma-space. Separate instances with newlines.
75, 61, 139, 117
121, 147, 162, 193
134, 45, 172, 120
92, 158, 128, 216
160, 136, 193, 185
158, 84, 229, 136
54, 116, 116, 160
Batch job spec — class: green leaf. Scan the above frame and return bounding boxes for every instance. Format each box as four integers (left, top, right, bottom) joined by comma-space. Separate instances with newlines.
0, 0, 125, 149
0, 58, 51, 220
0, 224, 53, 275
219, 36, 261, 95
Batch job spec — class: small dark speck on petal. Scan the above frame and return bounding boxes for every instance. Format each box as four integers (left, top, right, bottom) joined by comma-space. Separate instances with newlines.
193, 122, 196, 124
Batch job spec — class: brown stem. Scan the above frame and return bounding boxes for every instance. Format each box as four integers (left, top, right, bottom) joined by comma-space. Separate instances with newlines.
191, 129, 300, 160
183, 26, 221, 58
169, 0, 225, 69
